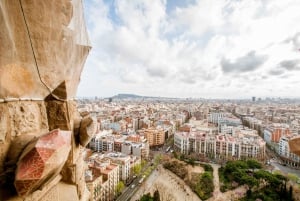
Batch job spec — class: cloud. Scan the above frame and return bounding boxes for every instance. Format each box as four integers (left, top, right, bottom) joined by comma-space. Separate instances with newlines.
77, 0, 300, 98
284, 32, 300, 51
146, 67, 168, 78
269, 69, 285, 76
221, 51, 268, 73
278, 59, 300, 70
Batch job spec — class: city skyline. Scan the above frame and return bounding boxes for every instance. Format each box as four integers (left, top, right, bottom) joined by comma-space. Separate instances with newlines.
78, 0, 300, 99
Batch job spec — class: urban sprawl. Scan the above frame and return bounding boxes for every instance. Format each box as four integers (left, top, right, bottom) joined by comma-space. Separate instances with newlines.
78, 97, 300, 201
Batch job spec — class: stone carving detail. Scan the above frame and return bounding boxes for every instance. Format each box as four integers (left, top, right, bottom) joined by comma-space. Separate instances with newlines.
0, 0, 91, 200
0, 0, 91, 100
14, 129, 71, 196
7, 102, 48, 137
79, 116, 97, 147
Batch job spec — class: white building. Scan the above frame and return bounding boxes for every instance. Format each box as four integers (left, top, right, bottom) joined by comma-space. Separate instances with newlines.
174, 127, 265, 161
279, 136, 300, 166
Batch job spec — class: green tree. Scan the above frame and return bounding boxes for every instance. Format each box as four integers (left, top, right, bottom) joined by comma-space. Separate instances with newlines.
246, 189, 252, 198
132, 164, 142, 175
153, 190, 160, 201
247, 159, 262, 171
287, 173, 298, 183
141, 159, 147, 168
116, 181, 125, 195
154, 154, 162, 165
289, 186, 293, 201
140, 193, 154, 201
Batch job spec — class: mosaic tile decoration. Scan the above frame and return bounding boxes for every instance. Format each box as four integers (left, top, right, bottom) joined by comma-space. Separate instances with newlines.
15, 129, 71, 196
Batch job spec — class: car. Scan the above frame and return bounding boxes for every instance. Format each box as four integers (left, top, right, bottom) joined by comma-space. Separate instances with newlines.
131, 184, 135, 189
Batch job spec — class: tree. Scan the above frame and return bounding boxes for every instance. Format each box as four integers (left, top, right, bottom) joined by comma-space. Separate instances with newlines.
140, 193, 154, 201
246, 189, 252, 198
132, 164, 142, 175
289, 185, 293, 201
154, 183, 174, 201
153, 190, 160, 201
116, 181, 125, 195
154, 154, 162, 165
141, 159, 147, 168
287, 173, 298, 183
247, 159, 262, 171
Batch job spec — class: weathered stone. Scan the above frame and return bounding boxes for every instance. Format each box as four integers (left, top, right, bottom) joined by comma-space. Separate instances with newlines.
6, 135, 39, 167
6, 101, 48, 138
0, 0, 91, 200
79, 111, 89, 118
0, 142, 10, 183
5, 176, 80, 201
79, 116, 97, 147
14, 129, 71, 196
0, 101, 48, 176
73, 117, 82, 137
0, 104, 9, 143
56, 182, 79, 201
45, 101, 72, 131
0, 0, 91, 100
61, 147, 87, 185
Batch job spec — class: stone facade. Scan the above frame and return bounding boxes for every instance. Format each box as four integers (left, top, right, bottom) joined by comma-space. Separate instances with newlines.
0, 0, 92, 200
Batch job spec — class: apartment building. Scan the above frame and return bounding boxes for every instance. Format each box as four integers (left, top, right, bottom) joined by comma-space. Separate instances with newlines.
139, 127, 166, 147
174, 128, 265, 161
103, 152, 131, 182
85, 159, 119, 201
132, 142, 149, 159
279, 136, 300, 167
208, 112, 226, 124
89, 131, 114, 152
264, 123, 291, 143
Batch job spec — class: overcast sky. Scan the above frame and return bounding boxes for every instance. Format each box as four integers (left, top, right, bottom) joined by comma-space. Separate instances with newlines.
77, 0, 300, 99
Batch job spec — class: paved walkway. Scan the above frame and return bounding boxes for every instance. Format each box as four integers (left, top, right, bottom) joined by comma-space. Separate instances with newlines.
207, 163, 248, 201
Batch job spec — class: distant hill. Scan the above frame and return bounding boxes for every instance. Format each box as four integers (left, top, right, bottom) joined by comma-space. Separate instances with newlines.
111, 94, 143, 99
110, 93, 181, 100
109, 94, 207, 102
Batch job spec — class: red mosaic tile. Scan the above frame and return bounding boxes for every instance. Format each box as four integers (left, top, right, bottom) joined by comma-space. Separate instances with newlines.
14, 129, 71, 196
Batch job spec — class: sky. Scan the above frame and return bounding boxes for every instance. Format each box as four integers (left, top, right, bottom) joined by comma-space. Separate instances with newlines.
77, 0, 300, 99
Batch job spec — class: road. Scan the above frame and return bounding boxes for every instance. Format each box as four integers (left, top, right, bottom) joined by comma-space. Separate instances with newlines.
270, 160, 300, 177
116, 175, 143, 201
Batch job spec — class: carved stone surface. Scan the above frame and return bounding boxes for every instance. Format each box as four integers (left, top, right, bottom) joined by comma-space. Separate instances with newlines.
45, 101, 72, 131
0, 0, 91, 100
79, 116, 97, 147
0, 104, 9, 142
0, 101, 48, 175
7, 101, 48, 137
14, 129, 71, 196
0, 0, 91, 200
56, 182, 79, 201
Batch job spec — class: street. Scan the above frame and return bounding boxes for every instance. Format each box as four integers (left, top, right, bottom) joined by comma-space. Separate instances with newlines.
116, 175, 143, 201
270, 160, 300, 177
